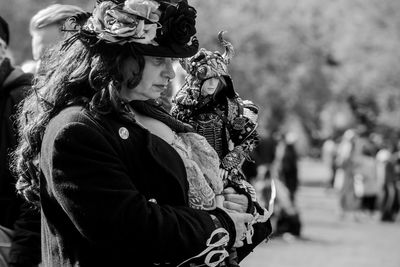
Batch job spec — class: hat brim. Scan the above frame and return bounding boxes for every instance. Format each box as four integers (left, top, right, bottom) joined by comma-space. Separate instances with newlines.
131, 38, 199, 58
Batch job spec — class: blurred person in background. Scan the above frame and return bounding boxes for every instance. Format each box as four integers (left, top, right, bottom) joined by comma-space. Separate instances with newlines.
352, 143, 379, 219
335, 129, 360, 219
377, 140, 400, 222
322, 135, 338, 189
272, 132, 302, 238
23, 4, 84, 73
243, 129, 277, 184
271, 178, 302, 239
275, 132, 299, 205
391, 141, 400, 220
0, 15, 40, 267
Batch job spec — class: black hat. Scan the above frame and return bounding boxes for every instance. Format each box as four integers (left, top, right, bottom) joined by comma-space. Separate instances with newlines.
0, 15, 9, 45
64, 0, 198, 58
133, 0, 198, 57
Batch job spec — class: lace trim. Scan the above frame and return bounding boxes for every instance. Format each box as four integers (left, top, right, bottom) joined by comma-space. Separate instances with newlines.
171, 132, 223, 210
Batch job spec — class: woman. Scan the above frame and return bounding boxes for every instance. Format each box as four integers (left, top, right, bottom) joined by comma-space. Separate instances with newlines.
12, 1, 269, 266
130, 35, 272, 266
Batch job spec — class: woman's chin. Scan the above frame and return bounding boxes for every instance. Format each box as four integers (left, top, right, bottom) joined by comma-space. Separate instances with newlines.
153, 93, 162, 100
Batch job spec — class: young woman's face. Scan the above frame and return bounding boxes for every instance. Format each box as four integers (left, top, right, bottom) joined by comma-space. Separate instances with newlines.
121, 56, 176, 101
201, 77, 220, 96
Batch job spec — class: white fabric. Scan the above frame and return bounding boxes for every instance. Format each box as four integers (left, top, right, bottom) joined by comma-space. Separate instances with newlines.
171, 132, 223, 210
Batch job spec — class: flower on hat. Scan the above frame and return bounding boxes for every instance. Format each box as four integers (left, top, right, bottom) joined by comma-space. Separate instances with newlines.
62, 0, 199, 57
123, 0, 160, 22
158, 1, 197, 47
84, 0, 160, 45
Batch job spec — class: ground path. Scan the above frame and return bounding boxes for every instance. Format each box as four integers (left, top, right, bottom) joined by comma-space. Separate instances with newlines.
241, 159, 400, 267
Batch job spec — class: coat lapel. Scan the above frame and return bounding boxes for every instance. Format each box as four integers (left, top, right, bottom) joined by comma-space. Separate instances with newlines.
145, 131, 189, 204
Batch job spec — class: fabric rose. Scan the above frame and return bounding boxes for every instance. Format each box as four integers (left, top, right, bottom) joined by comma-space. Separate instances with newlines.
159, 1, 197, 45
83, 0, 160, 45
135, 23, 158, 44
124, 0, 160, 22
85, 2, 117, 33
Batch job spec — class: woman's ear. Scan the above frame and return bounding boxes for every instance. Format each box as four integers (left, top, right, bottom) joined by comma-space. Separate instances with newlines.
121, 56, 141, 89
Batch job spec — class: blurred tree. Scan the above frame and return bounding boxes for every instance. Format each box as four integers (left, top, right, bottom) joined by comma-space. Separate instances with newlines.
2, 0, 400, 153
192, 0, 400, 153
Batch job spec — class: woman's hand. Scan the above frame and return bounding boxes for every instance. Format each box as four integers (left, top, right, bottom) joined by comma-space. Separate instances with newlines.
222, 187, 248, 213
224, 210, 254, 247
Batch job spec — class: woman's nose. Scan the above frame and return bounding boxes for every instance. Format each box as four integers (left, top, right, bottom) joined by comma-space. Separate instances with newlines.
210, 79, 218, 87
163, 59, 176, 80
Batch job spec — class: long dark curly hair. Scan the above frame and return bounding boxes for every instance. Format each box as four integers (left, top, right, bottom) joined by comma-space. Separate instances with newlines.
11, 14, 145, 206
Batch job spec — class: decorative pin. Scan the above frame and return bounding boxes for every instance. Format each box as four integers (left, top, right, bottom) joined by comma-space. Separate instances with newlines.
148, 198, 158, 204
119, 127, 129, 140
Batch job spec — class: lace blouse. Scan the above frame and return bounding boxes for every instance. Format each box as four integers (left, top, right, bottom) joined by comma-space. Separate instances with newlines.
170, 132, 223, 210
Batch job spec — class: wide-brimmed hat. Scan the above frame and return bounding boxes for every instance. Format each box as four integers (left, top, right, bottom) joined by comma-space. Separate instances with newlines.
63, 0, 198, 58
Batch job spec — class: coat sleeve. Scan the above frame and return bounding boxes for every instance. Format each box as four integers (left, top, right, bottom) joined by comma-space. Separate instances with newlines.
41, 116, 232, 264
9, 201, 41, 267
237, 219, 272, 262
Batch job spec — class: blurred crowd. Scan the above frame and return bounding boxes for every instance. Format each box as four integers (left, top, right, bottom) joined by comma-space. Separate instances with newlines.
242, 124, 400, 241
322, 128, 400, 222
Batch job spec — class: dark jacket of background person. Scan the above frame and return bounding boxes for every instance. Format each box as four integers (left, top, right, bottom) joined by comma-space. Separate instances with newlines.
380, 154, 400, 221
242, 135, 277, 180
255, 136, 277, 167
39, 106, 270, 267
281, 144, 298, 193
276, 140, 299, 202
0, 57, 40, 267
0, 58, 31, 228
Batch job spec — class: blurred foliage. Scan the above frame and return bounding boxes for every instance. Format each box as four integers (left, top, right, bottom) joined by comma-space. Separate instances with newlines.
2, 0, 400, 150
192, 0, 400, 144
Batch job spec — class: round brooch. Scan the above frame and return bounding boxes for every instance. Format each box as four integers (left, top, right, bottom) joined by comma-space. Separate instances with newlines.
119, 127, 129, 140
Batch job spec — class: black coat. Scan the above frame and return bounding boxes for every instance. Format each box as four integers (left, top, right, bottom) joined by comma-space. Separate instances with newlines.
0, 59, 32, 228
40, 106, 270, 266
0, 58, 40, 267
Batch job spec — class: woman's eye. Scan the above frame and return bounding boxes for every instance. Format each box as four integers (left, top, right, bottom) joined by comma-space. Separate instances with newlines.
153, 57, 165, 65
